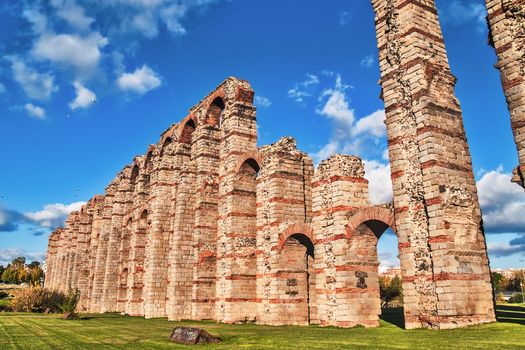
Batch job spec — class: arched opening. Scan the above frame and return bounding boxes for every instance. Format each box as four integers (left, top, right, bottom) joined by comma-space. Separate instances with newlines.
206, 97, 225, 126
278, 233, 317, 325
144, 151, 153, 169
239, 158, 260, 177
160, 137, 172, 157
350, 219, 403, 328
180, 119, 196, 144
130, 164, 139, 184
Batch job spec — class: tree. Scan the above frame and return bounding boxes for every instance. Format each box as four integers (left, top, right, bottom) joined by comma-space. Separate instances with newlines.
0, 265, 5, 282
0, 257, 43, 285
491, 272, 507, 294
379, 275, 403, 308
506, 271, 524, 292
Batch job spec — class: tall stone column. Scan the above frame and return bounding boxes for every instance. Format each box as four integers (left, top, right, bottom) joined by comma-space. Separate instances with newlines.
44, 230, 59, 288
101, 173, 131, 312
486, 0, 525, 188
311, 155, 372, 327
85, 195, 104, 311
76, 203, 94, 310
126, 165, 150, 316
216, 79, 258, 323
191, 122, 221, 320
372, 0, 494, 329
143, 145, 174, 319
256, 137, 314, 326
90, 187, 115, 312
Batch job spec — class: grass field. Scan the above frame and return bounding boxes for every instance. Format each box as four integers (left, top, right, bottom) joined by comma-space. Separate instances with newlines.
0, 305, 524, 349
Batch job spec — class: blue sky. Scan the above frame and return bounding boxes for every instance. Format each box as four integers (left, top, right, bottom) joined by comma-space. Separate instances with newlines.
0, 0, 524, 270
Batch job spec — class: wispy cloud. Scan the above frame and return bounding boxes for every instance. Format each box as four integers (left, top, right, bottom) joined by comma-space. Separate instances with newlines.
339, 11, 351, 26
441, 0, 487, 32
254, 95, 272, 108
288, 74, 320, 103
6, 56, 58, 101
360, 55, 374, 68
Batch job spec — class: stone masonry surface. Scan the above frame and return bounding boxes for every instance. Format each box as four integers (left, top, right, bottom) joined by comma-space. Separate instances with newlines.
46, 0, 498, 330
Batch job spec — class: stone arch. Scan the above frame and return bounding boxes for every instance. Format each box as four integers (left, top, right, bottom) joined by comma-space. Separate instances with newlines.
278, 222, 315, 251
276, 229, 317, 325
206, 96, 225, 126
179, 118, 196, 144
130, 164, 140, 184
235, 151, 262, 174
144, 145, 156, 169
345, 206, 396, 239
343, 206, 400, 328
160, 137, 173, 157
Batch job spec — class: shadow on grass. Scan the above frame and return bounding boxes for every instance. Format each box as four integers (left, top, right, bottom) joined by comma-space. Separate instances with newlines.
496, 304, 525, 325
380, 307, 405, 329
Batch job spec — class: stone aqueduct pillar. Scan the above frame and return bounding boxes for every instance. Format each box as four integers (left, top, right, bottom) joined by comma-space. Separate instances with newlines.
485, 0, 525, 188
255, 137, 314, 326
215, 82, 259, 323
372, 0, 495, 328
311, 155, 375, 327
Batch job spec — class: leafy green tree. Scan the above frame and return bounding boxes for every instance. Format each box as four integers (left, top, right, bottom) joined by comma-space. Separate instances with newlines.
379, 275, 403, 308
506, 271, 524, 292
491, 272, 507, 294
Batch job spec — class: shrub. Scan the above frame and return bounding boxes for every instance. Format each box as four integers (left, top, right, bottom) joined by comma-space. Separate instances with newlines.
59, 288, 81, 315
11, 286, 66, 313
0, 291, 9, 299
495, 292, 506, 304
508, 293, 524, 304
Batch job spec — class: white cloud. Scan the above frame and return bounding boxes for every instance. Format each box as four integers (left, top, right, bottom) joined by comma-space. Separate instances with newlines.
32, 32, 108, 72
24, 201, 85, 229
313, 74, 386, 164
51, 0, 95, 31
364, 159, 393, 204
288, 74, 320, 103
360, 55, 374, 68
317, 74, 354, 127
69, 80, 96, 110
7, 56, 58, 101
24, 103, 46, 119
0, 248, 46, 266
477, 167, 525, 233
117, 64, 162, 94
354, 109, 386, 138
254, 95, 272, 108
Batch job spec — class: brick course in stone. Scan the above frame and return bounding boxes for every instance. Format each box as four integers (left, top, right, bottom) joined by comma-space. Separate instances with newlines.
45, 0, 497, 330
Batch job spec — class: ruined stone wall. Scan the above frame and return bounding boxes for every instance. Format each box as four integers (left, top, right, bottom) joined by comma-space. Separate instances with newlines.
486, 0, 525, 188
46, 72, 494, 329
372, 0, 494, 329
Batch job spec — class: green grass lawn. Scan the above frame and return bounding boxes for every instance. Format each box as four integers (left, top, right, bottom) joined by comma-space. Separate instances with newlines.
0, 306, 524, 349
